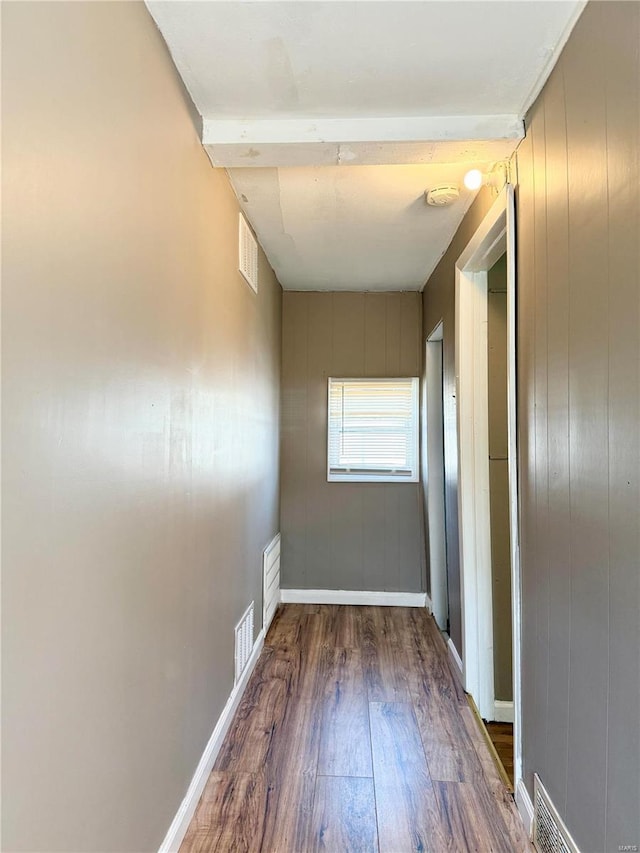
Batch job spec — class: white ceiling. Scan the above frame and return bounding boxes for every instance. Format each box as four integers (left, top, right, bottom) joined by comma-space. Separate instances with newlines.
147, 1, 585, 291
230, 164, 481, 291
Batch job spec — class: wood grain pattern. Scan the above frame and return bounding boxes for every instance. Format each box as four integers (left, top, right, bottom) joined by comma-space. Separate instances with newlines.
459, 705, 508, 790
333, 604, 363, 649
361, 607, 411, 702
459, 707, 531, 850
213, 666, 290, 774
317, 647, 372, 777
181, 772, 266, 852
370, 701, 449, 852
180, 605, 531, 853
260, 699, 323, 853
433, 781, 523, 853
422, 739, 483, 784
485, 722, 514, 788
310, 776, 378, 853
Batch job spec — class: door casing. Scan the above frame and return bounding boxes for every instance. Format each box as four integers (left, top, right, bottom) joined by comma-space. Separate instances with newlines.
454, 185, 522, 787
424, 321, 449, 631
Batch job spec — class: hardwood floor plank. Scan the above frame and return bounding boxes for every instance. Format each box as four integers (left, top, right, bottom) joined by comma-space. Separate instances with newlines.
317, 647, 373, 777
485, 777, 533, 851
266, 605, 304, 646
485, 722, 514, 787
362, 608, 411, 701
260, 699, 323, 852
406, 629, 496, 784
407, 609, 467, 706
309, 776, 378, 853
182, 606, 530, 852
179, 772, 266, 853
422, 740, 483, 783
411, 688, 477, 755
421, 616, 468, 706
214, 666, 290, 773
334, 604, 364, 648
370, 701, 449, 852
459, 706, 531, 848
433, 781, 523, 853
265, 611, 327, 700
179, 832, 221, 853
459, 705, 509, 789
402, 610, 468, 708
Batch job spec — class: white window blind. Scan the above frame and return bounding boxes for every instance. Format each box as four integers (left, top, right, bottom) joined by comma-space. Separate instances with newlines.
327, 377, 419, 482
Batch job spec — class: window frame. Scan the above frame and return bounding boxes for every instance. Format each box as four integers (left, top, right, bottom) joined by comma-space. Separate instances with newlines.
326, 376, 420, 484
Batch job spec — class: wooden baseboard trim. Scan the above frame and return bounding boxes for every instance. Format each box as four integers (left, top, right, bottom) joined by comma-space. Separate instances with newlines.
516, 778, 534, 839
158, 628, 265, 853
279, 589, 428, 608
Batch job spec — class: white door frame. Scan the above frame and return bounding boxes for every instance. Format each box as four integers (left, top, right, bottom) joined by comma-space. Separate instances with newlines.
455, 185, 522, 786
425, 321, 448, 630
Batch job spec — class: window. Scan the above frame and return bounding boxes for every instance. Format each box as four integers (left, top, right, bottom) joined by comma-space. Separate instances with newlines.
327, 377, 419, 482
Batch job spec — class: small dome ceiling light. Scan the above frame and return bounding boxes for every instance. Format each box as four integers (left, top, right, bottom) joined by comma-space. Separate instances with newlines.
425, 184, 460, 207
463, 163, 509, 192
463, 169, 484, 190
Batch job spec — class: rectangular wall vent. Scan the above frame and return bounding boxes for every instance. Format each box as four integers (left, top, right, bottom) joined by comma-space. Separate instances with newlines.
263, 533, 281, 634
238, 213, 258, 293
234, 602, 254, 685
533, 774, 580, 853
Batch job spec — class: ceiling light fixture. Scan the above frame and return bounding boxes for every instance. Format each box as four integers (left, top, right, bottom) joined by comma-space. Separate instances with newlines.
463, 163, 509, 192
463, 169, 484, 190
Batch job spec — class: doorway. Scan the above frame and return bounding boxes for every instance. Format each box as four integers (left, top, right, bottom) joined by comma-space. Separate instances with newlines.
485, 250, 514, 787
454, 186, 522, 794
425, 321, 449, 633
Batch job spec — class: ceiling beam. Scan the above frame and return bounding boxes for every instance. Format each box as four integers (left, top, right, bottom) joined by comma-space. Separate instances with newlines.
202, 115, 524, 168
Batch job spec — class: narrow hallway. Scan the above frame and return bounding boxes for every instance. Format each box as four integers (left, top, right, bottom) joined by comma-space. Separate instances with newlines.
181, 605, 531, 852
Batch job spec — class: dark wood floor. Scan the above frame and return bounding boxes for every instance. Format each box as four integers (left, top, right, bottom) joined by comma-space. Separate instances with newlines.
181, 604, 531, 852
485, 723, 514, 790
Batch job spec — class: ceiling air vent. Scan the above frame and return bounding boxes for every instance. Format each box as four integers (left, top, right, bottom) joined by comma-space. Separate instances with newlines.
238, 213, 258, 293
533, 774, 580, 853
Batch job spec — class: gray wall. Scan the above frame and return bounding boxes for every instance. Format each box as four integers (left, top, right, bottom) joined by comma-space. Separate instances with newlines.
1, 3, 281, 851
281, 291, 425, 592
487, 254, 513, 703
422, 189, 494, 656
516, 3, 639, 850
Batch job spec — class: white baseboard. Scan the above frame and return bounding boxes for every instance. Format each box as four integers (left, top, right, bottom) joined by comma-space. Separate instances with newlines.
516, 778, 534, 840
447, 636, 463, 677
158, 628, 265, 853
493, 699, 515, 723
279, 589, 428, 607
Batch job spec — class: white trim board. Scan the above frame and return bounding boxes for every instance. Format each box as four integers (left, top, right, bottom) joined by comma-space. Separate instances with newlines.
516, 779, 534, 840
203, 115, 524, 147
280, 589, 430, 608
447, 637, 463, 678
519, 0, 588, 119
158, 629, 265, 853
493, 700, 514, 724
425, 323, 449, 631
454, 185, 523, 791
